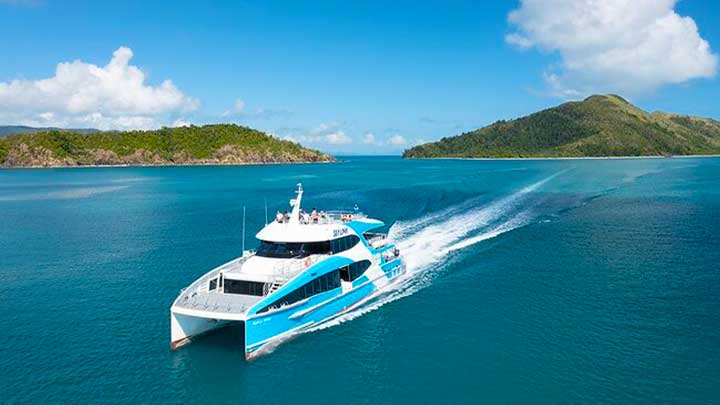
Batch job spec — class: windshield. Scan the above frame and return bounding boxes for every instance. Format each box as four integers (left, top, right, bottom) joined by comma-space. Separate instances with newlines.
256, 240, 331, 258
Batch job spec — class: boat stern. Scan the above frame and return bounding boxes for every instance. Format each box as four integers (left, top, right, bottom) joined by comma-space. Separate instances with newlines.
170, 308, 236, 350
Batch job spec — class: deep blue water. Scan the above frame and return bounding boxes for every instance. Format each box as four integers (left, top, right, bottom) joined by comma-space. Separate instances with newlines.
1, 156, 719, 403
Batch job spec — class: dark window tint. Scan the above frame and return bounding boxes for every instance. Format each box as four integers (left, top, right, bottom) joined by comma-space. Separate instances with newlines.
330, 235, 360, 254
258, 270, 341, 313
256, 240, 331, 258
349, 260, 371, 280
340, 266, 351, 282
224, 279, 266, 296
340, 260, 371, 282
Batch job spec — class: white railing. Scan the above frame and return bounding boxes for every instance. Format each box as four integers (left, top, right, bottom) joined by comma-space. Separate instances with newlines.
173, 256, 249, 304
265, 254, 328, 294
276, 210, 367, 226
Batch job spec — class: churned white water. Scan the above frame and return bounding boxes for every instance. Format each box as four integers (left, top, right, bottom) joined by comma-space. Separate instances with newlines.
302, 171, 566, 334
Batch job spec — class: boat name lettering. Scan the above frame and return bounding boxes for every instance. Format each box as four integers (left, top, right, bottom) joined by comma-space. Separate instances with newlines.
333, 228, 349, 237
251, 318, 271, 326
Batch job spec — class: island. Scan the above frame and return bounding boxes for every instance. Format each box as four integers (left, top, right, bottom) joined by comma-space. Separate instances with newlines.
0, 124, 333, 167
403, 95, 720, 159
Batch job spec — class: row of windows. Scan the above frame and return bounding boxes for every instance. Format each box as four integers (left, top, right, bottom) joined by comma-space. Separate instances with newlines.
256, 241, 330, 258
224, 279, 266, 296
330, 235, 360, 254
340, 260, 371, 282
257, 259, 373, 313
258, 270, 341, 313
256, 235, 360, 259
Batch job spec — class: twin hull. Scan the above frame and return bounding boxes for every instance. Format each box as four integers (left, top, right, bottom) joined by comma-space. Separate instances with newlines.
171, 260, 404, 359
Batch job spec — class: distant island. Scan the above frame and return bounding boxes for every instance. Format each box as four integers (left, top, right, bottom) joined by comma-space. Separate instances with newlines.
403, 95, 720, 159
0, 124, 333, 168
0, 125, 100, 137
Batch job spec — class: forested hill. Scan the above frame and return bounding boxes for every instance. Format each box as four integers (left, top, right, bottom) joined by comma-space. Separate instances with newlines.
0, 124, 333, 167
0, 125, 99, 137
403, 95, 720, 158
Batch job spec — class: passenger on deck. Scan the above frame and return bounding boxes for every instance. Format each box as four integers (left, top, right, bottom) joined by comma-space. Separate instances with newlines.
275, 211, 284, 223
301, 210, 310, 224
283, 210, 290, 222
311, 208, 319, 223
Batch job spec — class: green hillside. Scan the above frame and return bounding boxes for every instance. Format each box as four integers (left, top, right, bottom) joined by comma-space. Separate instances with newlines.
0, 125, 99, 137
0, 124, 333, 167
403, 95, 720, 158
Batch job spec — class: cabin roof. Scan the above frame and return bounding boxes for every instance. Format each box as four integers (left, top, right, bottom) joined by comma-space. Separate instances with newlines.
255, 217, 384, 243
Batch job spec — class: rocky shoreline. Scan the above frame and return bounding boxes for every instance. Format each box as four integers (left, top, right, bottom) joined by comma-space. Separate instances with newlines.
0, 124, 335, 168
1, 143, 334, 168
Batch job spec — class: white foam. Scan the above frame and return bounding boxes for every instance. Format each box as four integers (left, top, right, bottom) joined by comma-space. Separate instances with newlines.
300, 171, 566, 335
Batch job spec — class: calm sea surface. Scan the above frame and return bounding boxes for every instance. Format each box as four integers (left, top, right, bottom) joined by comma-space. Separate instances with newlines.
1, 156, 719, 403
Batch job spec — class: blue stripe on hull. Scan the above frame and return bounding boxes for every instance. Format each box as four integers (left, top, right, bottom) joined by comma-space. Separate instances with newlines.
245, 263, 403, 357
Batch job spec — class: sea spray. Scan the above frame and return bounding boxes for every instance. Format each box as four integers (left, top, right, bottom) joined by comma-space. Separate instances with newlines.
301, 171, 567, 335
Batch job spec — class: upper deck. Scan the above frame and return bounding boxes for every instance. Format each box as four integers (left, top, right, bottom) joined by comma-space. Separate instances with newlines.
256, 184, 384, 243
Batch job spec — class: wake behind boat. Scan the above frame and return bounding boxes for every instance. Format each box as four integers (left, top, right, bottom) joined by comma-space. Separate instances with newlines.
170, 184, 406, 359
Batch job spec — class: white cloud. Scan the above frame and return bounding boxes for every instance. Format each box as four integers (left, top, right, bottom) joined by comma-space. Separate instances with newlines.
506, 0, 718, 96
301, 122, 353, 145
0, 46, 199, 130
362, 132, 377, 145
387, 134, 406, 146
325, 131, 352, 145
310, 122, 340, 135
222, 98, 245, 116
172, 118, 191, 127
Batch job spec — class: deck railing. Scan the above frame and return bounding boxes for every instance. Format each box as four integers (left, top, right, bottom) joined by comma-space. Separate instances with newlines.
267, 254, 328, 292
275, 210, 367, 225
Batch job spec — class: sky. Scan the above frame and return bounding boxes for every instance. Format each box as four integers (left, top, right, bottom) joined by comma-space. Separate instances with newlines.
1, 0, 719, 154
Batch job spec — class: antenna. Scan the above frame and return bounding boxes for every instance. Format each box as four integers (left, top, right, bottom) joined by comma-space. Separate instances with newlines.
288, 183, 303, 225
242, 205, 246, 254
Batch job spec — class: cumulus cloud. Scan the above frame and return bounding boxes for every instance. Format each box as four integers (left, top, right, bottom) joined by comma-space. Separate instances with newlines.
387, 134, 406, 146
362, 132, 377, 145
222, 98, 246, 116
301, 122, 353, 145
310, 122, 340, 136
506, 0, 718, 96
325, 131, 352, 144
0, 46, 199, 129
171, 118, 192, 127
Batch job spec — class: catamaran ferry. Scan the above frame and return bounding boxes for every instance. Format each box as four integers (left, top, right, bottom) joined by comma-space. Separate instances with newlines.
170, 184, 405, 359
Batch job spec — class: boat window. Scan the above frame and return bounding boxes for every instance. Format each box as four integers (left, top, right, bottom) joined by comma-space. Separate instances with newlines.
257, 270, 341, 313
208, 278, 217, 291
340, 260, 371, 282
224, 279, 266, 296
340, 266, 351, 282
349, 260, 371, 281
330, 235, 360, 254
256, 240, 332, 258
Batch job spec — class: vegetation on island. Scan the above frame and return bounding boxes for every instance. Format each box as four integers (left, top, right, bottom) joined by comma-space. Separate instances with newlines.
0, 125, 99, 137
403, 95, 720, 158
0, 124, 333, 167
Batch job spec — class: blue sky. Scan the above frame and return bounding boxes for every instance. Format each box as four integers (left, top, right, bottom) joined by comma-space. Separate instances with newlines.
1, 0, 719, 154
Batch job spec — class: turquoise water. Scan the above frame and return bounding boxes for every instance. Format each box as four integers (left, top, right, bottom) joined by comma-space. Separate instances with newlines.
1, 157, 719, 403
